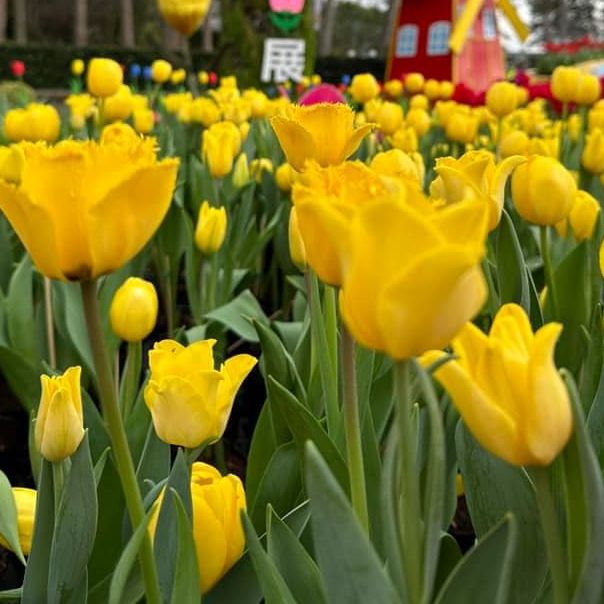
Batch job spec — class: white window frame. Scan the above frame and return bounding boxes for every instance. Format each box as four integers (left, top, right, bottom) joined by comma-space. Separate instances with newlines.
427, 20, 451, 56
395, 24, 419, 58
482, 9, 497, 40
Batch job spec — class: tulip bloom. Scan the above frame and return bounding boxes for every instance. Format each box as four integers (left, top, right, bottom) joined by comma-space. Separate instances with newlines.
158, 0, 211, 36
288, 206, 306, 269
86, 58, 123, 98
424, 304, 572, 466
376, 101, 403, 135
555, 190, 600, 242
582, 129, 604, 175
151, 59, 173, 83
0, 488, 36, 555
35, 367, 84, 462
485, 81, 518, 117
110, 277, 158, 342
271, 103, 373, 171
144, 339, 256, 448
348, 73, 380, 103
0, 124, 179, 281
202, 121, 241, 178
430, 150, 526, 231
370, 149, 424, 185
195, 201, 227, 254
551, 65, 581, 104
404, 72, 424, 94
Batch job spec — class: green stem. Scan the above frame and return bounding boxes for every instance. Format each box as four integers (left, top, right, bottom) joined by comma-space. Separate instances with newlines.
52, 461, 64, 517
80, 280, 162, 604
214, 440, 227, 475
44, 277, 56, 369
540, 226, 559, 318
208, 253, 218, 311
394, 360, 423, 604
341, 326, 369, 532
324, 286, 339, 389
120, 341, 142, 423
183, 36, 200, 97
533, 466, 569, 604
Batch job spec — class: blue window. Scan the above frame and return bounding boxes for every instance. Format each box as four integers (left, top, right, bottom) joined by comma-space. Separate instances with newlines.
427, 21, 451, 56
482, 9, 497, 40
396, 25, 419, 57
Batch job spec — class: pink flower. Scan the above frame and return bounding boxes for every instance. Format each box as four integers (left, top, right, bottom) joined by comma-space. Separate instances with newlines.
299, 84, 346, 106
269, 0, 305, 14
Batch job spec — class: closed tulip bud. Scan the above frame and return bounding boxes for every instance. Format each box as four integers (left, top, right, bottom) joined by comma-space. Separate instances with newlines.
500, 130, 529, 158
383, 79, 403, 98
232, 153, 250, 188
104, 85, 133, 122
349, 73, 380, 103
370, 148, 424, 185
486, 81, 518, 117
582, 129, 604, 174
439, 80, 455, 99
195, 201, 227, 255
151, 59, 173, 84
35, 367, 84, 463
158, 0, 210, 37
133, 108, 155, 134
250, 158, 273, 183
390, 125, 418, 152
516, 86, 529, 106
239, 121, 250, 141
527, 136, 558, 158
71, 59, 85, 76
551, 65, 580, 104
0, 147, 23, 183
446, 112, 479, 144
87, 58, 123, 98
144, 339, 256, 448
171, 68, 187, 85
275, 162, 297, 191
288, 206, 306, 269
0, 488, 36, 556
512, 156, 576, 225
555, 190, 600, 241
576, 73, 600, 105
410, 94, 429, 110
405, 72, 424, 94
3, 108, 29, 142
406, 107, 431, 137
424, 304, 572, 466
377, 101, 404, 135
198, 70, 209, 85
424, 78, 440, 100
110, 277, 158, 342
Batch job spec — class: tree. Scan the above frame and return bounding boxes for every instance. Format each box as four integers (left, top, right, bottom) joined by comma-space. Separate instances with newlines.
319, 0, 337, 55
531, 0, 597, 42
0, 0, 6, 43
14, 0, 26, 43
74, 0, 88, 46
121, 0, 135, 46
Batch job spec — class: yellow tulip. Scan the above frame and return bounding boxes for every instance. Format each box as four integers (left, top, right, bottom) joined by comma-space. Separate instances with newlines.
250, 158, 273, 183
376, 101, 404, 135
500, 130, 529, 158
35, 367, 84, 462
158, 0, 210, 36
151, 59, 173, 84
404, 72, 425, 94
150, 463, 246, 593
383, 79, 403, 99
87, 58, 123, 98
439, 80, 455, 99
406, 107, 431, 137
271, 103, 373, 171
144, 339, 256, 448
4, 104, 61, 143
599, 239, 604, 277
110, 277, 158, 342
0, 488, 36, 556
275, 162, 297, 192
0, 146, 23, 183
170, 68, 187, 86
65, 93, 96, 127
0, 123, 179, 281
445, 111, 479, 144
3, 108, 30, 142
220, 75, 238, 89
389, 125, 418, 152
104, 84, 133, 122
195, 201, 227, 255
588, 107, 604, 131
551, 65, 580, 104
512, 156, 576, 226
430, 150, 526, 230
232, 153, 250, 189
582, 128, 604, 174
370, 149, 424, 185
527, 136, 558, 158
485, 81, 518, 117
244, 89, 269, 118
202, 121, 241, 178
349, 73, 380, 103
410, 94, 429, 110
189, 98, 221, 127
338, 197, 488, 359
424, 304, 572, 466
555, 190, 600, 241
133, 108, 155, 134
71, 59, 85, 76
424, 78, 440, 100
288, 206, 307, 269
576, 73, 600, 105
164, 92, 192, 115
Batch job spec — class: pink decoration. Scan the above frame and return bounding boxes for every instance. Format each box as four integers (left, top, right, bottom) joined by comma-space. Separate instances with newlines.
269, 0, 305, 14
299, 84, 346, 105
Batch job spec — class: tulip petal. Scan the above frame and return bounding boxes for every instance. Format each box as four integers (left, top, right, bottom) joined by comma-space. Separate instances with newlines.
489, 303, 533, 358
87, 159, 179, 277
63, 366, 83, 417
430, 198, 489, 250
221, 475, 246, 563
376, 248, 487, 359
342, 123, 375, 161
526, 323, 572, 465
490, 155, 526, 217
270, 116, 317, 171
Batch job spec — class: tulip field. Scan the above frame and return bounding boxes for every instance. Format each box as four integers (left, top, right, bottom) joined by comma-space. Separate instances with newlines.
1, 45, 604, 603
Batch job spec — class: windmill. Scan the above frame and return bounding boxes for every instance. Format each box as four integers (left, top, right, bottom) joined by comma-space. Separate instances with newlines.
386, 0, 530, 92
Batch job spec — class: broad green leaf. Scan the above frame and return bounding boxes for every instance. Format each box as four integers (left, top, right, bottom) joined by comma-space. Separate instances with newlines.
0, 588, 21, 602
93, 448, 110, 487
6, 255, 37, 360
0, 345, 41, 412
434, 514, 517, 604
0, 470, 24, 564
305, 443, 399, 604
135, 424, 170, 496
433, 533, 462, 595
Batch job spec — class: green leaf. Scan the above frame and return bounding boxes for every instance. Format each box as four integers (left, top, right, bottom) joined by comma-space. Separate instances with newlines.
204, 289, 269, 341
135, 424, 170, 496
266, 506, 328, 604
305, 442, 399, 604
0, 345, 41, 412
0, 470, 25, 564
0, 588, 21, 602
434, 514, 517, 604
242, 514, 297, 604
433, 533, 462, 596
48, 433, 98, 604
22, 460, 54, 602
6, 255, 37, 360
93, 448, 110, 487
169, 490, 200, 604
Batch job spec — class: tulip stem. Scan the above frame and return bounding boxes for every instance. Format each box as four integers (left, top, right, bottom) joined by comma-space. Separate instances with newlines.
341, 326, 369, 533
52, 461, 64, 517
80, 280, 162, 604
120, 341, 142, 423
43, 277, 56, 369
540, 226, 559, 318
394, 360, 423, 604
533, 466, 569, 604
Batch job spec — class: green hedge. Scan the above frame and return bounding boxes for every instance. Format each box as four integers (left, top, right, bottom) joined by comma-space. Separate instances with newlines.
535, 49, 604, 75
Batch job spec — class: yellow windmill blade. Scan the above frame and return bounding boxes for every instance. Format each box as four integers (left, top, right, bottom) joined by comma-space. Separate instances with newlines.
496, 0, 530, 41
449, 0, 487, 54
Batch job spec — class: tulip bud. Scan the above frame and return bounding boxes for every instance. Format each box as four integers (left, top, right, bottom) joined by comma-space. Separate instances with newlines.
110, 277, 158, 342
198, 70, 209, 85
275, 162, 296, 192
349, 73, 380, 103
551, 65, 580, 104
133, 108, 155, 134
500, 130, 529, 158
555, 190, 600, 241
512, 156, 576, 225
406, 107, 431, 137
288, 206, 307, 269
35, 367, 84, 463
424, 78, 440, 100
383, 79, 403, 98
170, 68, 187, 85
87, 58, 123, 98
250, 158, 273, 183
71, 59, 85, 76
0, 487, 36, 556
103, 84, 133, 122
377, 101, 404, 135
405, 72, 425, 94
151, 59, 173, 84
486, 81, 518, 117
410, 94, 428, 110
195, 201, 227, 254
232, 153, 250, 188
582, 129, 604, 174
576, 73, 600, 105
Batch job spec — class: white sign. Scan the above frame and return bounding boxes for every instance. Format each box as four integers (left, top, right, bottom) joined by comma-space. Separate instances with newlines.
261, 38, 306, 83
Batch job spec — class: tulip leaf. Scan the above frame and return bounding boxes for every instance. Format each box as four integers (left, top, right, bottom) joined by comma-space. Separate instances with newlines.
204, 289, 269, 342
48, 433, 98, 604
266, 505, 328, 604
22, 460, 54, 602
433, 514, 517, 604
579, 306, 603, 412
305, 442, 399, 604
135, 423, 170, 496
433, 533, 463, 595
93, 448, 110, 487
267, 376, 349, 495
562, 371, 604, 603
0, 588, 21, 601
0, 216, 15, 295
0, 470, 25, 565
0, 344, 41, 412
169, 489, 200, 604
456, 424, 548, 603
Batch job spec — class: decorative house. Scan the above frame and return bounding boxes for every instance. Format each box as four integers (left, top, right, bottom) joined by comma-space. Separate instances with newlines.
386, 0, 529, 92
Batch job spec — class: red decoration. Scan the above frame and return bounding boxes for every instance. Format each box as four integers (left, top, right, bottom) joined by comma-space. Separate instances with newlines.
10, 60, 25, 78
